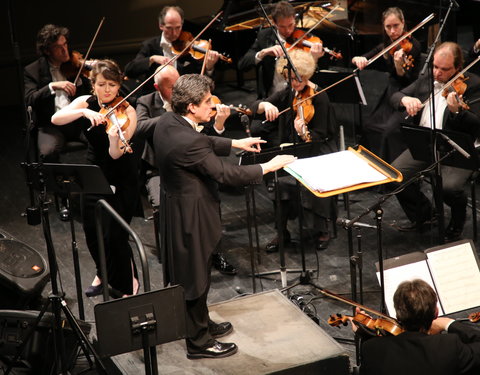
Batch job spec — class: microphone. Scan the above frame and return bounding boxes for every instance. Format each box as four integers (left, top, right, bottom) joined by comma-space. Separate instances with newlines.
336, 218, 377, 230
241, 114, 251, 137
439, 133, 471, 159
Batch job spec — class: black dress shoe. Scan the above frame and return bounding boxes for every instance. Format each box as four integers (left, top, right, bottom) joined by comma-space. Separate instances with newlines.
59, 206, 70, 222
445, 225, 463, 242
265, 230, 291, 253
209, 321, 233, 338
85, 284, 103, 297
316, 233, 330, 250
212, 253, 237, 275
394, 217, 437, 232
187, 340, 238, 359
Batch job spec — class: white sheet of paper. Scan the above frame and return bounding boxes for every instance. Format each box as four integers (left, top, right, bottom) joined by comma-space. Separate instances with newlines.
377, 260, 442, 318
284, 150, 386, 192
426, 242, 480, 314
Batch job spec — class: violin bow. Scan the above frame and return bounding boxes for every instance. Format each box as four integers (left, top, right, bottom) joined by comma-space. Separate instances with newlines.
104, 11, 223, 118
200, 39, 212, 76
266, 13, 435, 122
286, 4, 339, 51
73, 16, 105, 86
317, 287, 399, 324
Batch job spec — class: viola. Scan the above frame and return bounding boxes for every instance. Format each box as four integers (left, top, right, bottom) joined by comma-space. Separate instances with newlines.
442, 74, 470, 110
293, 85, 315, 142
98, 96, 133, 153
286, 29, 342, 60
328, 312, 404, 336
171, 31, 232, 64
389, 34, 414, 71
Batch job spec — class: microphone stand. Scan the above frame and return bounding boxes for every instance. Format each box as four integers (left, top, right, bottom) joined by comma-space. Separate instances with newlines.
342, 144, 465, 314
418, 0, 457, 243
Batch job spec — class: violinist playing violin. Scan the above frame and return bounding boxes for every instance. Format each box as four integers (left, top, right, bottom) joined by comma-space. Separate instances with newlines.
124, 6, 221, 96
24, 24, 92, 163
238, 1, 325, 98
52, 60, 140, 298
252, 49, 337, 251
357, 279, 480, 375
390, 42, 480, 242
351, 7, 421, 162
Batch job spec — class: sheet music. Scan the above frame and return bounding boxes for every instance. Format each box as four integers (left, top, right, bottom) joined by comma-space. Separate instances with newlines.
377, 258, 442, 318
426, 242, 480, 314
284, 150, 387, 192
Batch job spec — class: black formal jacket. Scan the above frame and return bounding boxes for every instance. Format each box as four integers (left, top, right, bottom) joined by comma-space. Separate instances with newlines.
360, 321, 480, 375
24, 56, 90, 128
390, 72, 480, 138
124, 34, 201, 95
153, 112, 262, 299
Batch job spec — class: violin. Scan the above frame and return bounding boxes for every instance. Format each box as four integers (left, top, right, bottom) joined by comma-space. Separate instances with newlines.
98, 96, 133, 153
389, 34, 414, 71
328, 312, 404, 336
171, 31, 232, 64
210, 95, 252, 118
293, 85, 315, 142
442, 74, 470, 110
286, 29, 342, 60
60, 51, 93, 83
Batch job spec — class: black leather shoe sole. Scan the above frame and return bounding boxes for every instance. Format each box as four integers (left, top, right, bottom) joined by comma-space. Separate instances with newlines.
187, 342, 238, 359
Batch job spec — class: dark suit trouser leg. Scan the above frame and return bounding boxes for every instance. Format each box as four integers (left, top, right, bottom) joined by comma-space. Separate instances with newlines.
391, 149, 432, 223
442, 165, 472, 230
185, 256, 214, 351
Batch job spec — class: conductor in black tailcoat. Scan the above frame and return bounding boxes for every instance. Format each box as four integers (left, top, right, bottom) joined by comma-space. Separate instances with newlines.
153, 74, 295, 359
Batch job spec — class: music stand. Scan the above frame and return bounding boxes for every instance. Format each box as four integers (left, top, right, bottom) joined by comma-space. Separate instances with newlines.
36, 163, 113, 321
240, 142, 324, 289
94, 285, 187, 375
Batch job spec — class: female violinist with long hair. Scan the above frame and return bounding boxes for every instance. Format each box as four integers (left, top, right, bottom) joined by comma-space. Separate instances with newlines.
252, 48, 338, 251
52, 59, 139, 297
352, 7, 422, 162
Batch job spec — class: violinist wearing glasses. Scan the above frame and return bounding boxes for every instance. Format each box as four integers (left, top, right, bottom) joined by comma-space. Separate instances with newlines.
52, 60, 140, 298
252, 49, 338, 252
125, 5, 221, 95
352, 7, 421, 162
238, 0, 325, 98
24, 24, 92, 162
390, 42, 480, 242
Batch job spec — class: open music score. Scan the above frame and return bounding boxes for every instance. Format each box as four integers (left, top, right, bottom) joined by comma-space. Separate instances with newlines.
284, 146, 402, 198
377, 240, 480, 317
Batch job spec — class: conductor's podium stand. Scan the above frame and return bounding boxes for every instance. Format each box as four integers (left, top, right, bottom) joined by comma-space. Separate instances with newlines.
111, 289, 351, 374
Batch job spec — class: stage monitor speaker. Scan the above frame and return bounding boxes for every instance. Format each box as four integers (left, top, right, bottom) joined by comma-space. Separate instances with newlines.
0, 231, 50, 309
0, 309, 88, 374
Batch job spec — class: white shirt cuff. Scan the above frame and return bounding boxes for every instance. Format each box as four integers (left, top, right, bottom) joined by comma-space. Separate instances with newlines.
254, 51, 262, 64
48, 82, 56, 95
214, 126, 225, 135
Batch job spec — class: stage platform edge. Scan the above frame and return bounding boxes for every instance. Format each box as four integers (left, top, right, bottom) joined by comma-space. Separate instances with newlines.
111, 289, 351, 374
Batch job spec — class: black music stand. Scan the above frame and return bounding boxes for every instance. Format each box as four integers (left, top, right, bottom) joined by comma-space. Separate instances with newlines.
241, 142, 323, 289
8, 162, 109, 375
94, 285, 187, 375
36, 163, 113, 321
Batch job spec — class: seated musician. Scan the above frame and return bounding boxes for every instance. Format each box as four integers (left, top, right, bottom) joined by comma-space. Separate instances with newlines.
468, 38, 480, 75
124, 5, 221, 95
351, 7, 421, 162
238, 0, 324, 98
24, 24, 91, 162
389, 42, 480, 242
134, 64, 237, 275
357, 279, 480, 375
252, 49, 338, 251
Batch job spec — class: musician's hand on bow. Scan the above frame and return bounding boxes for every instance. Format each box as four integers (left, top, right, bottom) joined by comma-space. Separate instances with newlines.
82, 108, 105, 127
231, 137, 266, 152
259, 45, 285, 59
352, 56, 368, 70
149, 55, 172, 66
310, 42, 325, 60
259, 102, 279, 122
401, 96, 423, 116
